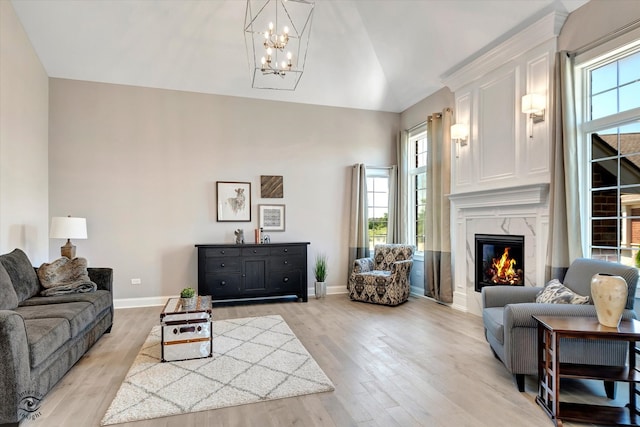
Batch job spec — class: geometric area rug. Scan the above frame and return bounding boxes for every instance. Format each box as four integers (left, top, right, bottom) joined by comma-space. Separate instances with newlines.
101, 315, 335, 425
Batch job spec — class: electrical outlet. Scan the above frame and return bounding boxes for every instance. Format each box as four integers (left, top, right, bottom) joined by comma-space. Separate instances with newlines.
131, 278, 142, 285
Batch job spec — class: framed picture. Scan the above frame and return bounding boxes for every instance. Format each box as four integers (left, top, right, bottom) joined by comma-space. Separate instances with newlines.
258, 204, 285, 231
260, 175, 284, 198
217, 181, 251, 222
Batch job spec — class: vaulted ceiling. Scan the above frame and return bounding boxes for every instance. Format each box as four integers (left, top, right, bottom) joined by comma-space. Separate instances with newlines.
11, 0, 589, 113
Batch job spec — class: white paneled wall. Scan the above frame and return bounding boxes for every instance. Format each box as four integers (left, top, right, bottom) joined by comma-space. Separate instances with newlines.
442, 11, 565, 313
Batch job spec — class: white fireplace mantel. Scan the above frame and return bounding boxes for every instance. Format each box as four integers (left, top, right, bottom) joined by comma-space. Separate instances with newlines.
449, 183, 549, 210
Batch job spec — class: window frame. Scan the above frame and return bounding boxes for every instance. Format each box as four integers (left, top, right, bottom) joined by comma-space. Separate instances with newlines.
575, 30, 640, 264
365, 167, 390, 252
407, 124, 427, 255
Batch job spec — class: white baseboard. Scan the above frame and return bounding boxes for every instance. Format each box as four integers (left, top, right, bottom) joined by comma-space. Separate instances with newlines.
114, 296, 170, 309
116, 287, 350, 309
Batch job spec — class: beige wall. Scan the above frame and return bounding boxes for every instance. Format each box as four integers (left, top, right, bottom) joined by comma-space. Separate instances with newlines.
400, 87, 455, 131
49, 79, 399, 301
558, 0, 640, 51
0, 1, 49, 265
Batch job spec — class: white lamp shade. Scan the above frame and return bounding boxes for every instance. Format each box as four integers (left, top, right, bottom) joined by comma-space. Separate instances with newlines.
50, 217, 87, 239
451, 123, 469, 140
521, 93, 545, 114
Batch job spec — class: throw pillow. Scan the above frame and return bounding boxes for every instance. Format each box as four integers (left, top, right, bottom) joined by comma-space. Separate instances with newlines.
0, 248, 40, 302
0, 262, 19, 310
536, 279, 590, 304
37, 257, 97, 296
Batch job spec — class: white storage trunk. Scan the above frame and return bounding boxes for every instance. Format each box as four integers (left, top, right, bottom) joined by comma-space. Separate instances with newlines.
160, 296, 212, 362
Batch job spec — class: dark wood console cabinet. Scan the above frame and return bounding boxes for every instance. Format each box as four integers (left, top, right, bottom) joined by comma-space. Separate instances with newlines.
196, 242, 309, 303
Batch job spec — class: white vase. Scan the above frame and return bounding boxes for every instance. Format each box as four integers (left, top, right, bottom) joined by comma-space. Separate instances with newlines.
591, 273, 628, 327
315, 281, 326, 299
180, 296, 197, 311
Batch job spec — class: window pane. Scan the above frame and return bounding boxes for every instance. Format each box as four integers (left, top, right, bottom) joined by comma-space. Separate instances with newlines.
620, 157, 640, 186
620, 123, 640, 155
592, 131, 617, 160
592, 159, 618, 188
620, 81, 640, 112
591, 247, 619, 263
619, 51, 640, 86
591, 62, 617, 94
592, 188, 618, 218
591, 89, 618, 120
416, 173, 426, 189
592, 218, 618, 246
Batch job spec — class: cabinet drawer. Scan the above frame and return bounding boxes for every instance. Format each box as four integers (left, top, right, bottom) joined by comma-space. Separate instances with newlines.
204, 247, 241, 257
204, 258, 241, 273
270, 256, 305, 271
268, 270, 301, 292
203, 274, 241, 297
242, 247, 270, 257
270, 246, 305, 256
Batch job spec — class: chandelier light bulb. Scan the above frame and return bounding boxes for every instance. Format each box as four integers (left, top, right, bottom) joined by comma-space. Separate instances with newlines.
284, 26, 289, 34
281, 60, 287, 69
287, 51, 292, 60
267, 47, 273, 55
264, 31, 269, 39
261, 57, 266, 65
269, 22, 274, 31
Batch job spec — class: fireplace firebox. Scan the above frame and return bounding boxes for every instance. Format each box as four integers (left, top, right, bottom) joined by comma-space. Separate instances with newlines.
475, 234, 525, 292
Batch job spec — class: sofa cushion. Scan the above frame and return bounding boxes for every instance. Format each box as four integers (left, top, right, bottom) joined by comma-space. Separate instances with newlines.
16, 301, 96, 337
483, 307, 504, 345
23, 317, 71, 368
0, 249, 40, 302
19, 290, 112, 316
536, 279, 590, 304
0, 262, 18, 310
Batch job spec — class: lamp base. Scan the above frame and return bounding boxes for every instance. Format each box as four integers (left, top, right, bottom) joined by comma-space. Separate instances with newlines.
60, 239, 76, 259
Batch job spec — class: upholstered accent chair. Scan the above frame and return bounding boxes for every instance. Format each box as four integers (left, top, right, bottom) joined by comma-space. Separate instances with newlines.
348, 244, 414, 306
482, 258, 638, 394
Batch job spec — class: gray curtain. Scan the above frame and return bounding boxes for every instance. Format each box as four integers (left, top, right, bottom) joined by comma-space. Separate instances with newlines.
425, 109, 453, 303
348, 163, 369, 284
545, 51, 583, 281
392, 131, 410, 243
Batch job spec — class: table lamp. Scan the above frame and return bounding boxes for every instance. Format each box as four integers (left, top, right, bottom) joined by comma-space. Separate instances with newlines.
50, 216, 87, 259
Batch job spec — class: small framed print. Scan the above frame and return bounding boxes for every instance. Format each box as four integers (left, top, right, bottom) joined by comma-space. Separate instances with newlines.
258, 204, 285, 231
217, 181, 251, 222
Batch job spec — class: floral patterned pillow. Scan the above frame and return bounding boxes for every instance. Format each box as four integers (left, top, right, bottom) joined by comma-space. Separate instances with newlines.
536, 279, 590, 304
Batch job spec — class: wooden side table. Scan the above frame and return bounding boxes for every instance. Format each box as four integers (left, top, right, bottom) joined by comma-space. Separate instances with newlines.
533, 315, 640, 426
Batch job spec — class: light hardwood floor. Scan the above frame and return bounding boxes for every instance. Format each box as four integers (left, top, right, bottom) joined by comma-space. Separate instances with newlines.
21, 295, 628, 427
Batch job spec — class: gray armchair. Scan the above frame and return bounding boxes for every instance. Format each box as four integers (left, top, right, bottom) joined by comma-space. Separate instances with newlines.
348, 244, 414, 306
482, 258, 638, 393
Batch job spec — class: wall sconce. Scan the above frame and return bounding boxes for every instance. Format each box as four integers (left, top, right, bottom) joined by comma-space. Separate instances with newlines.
451, 123, 469, 159
521, 93, 546, 138
451, 123, 469, 146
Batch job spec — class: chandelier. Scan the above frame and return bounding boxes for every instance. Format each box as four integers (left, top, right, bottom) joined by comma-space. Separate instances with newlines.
244, 0, 314, 90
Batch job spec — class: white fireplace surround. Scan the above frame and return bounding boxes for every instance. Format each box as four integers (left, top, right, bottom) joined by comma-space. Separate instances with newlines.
449, 183, 549, 315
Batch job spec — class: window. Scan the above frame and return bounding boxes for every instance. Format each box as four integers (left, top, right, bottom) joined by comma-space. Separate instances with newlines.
578, 43, 640, 266
366, 169, 389, 251
408, 126, 427, 253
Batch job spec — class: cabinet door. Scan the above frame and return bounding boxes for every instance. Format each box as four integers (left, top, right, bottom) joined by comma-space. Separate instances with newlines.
243, 259, 267, 293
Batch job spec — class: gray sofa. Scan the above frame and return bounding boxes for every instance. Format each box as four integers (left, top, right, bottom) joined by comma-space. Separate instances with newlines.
0, 249, 113, 426
482, 258, 638, 394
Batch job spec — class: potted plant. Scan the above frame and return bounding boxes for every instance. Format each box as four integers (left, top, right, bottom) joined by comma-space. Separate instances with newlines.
314, 253, 328, 299
180, 287, 197, 310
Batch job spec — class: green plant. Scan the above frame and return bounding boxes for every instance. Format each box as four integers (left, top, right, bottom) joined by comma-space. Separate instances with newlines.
636, 249, 640, 269
314, 253, 328, 282
180, 287, 195, 298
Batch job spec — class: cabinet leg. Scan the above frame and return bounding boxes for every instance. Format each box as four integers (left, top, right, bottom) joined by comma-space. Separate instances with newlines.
514, 374, 525, 392
604, 380, 616, 399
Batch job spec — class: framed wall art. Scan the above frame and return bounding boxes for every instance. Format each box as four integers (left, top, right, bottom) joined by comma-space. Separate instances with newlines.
260, 175, 284, 198
217, 181, 251, 222
258, 204, 285, 231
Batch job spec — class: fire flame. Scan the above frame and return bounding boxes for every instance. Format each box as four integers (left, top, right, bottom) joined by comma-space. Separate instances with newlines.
492, 247, 517, 283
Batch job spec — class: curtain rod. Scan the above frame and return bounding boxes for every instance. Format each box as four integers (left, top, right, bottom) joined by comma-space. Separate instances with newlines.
572, 18, 640, 57
366, 165, 394, 170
